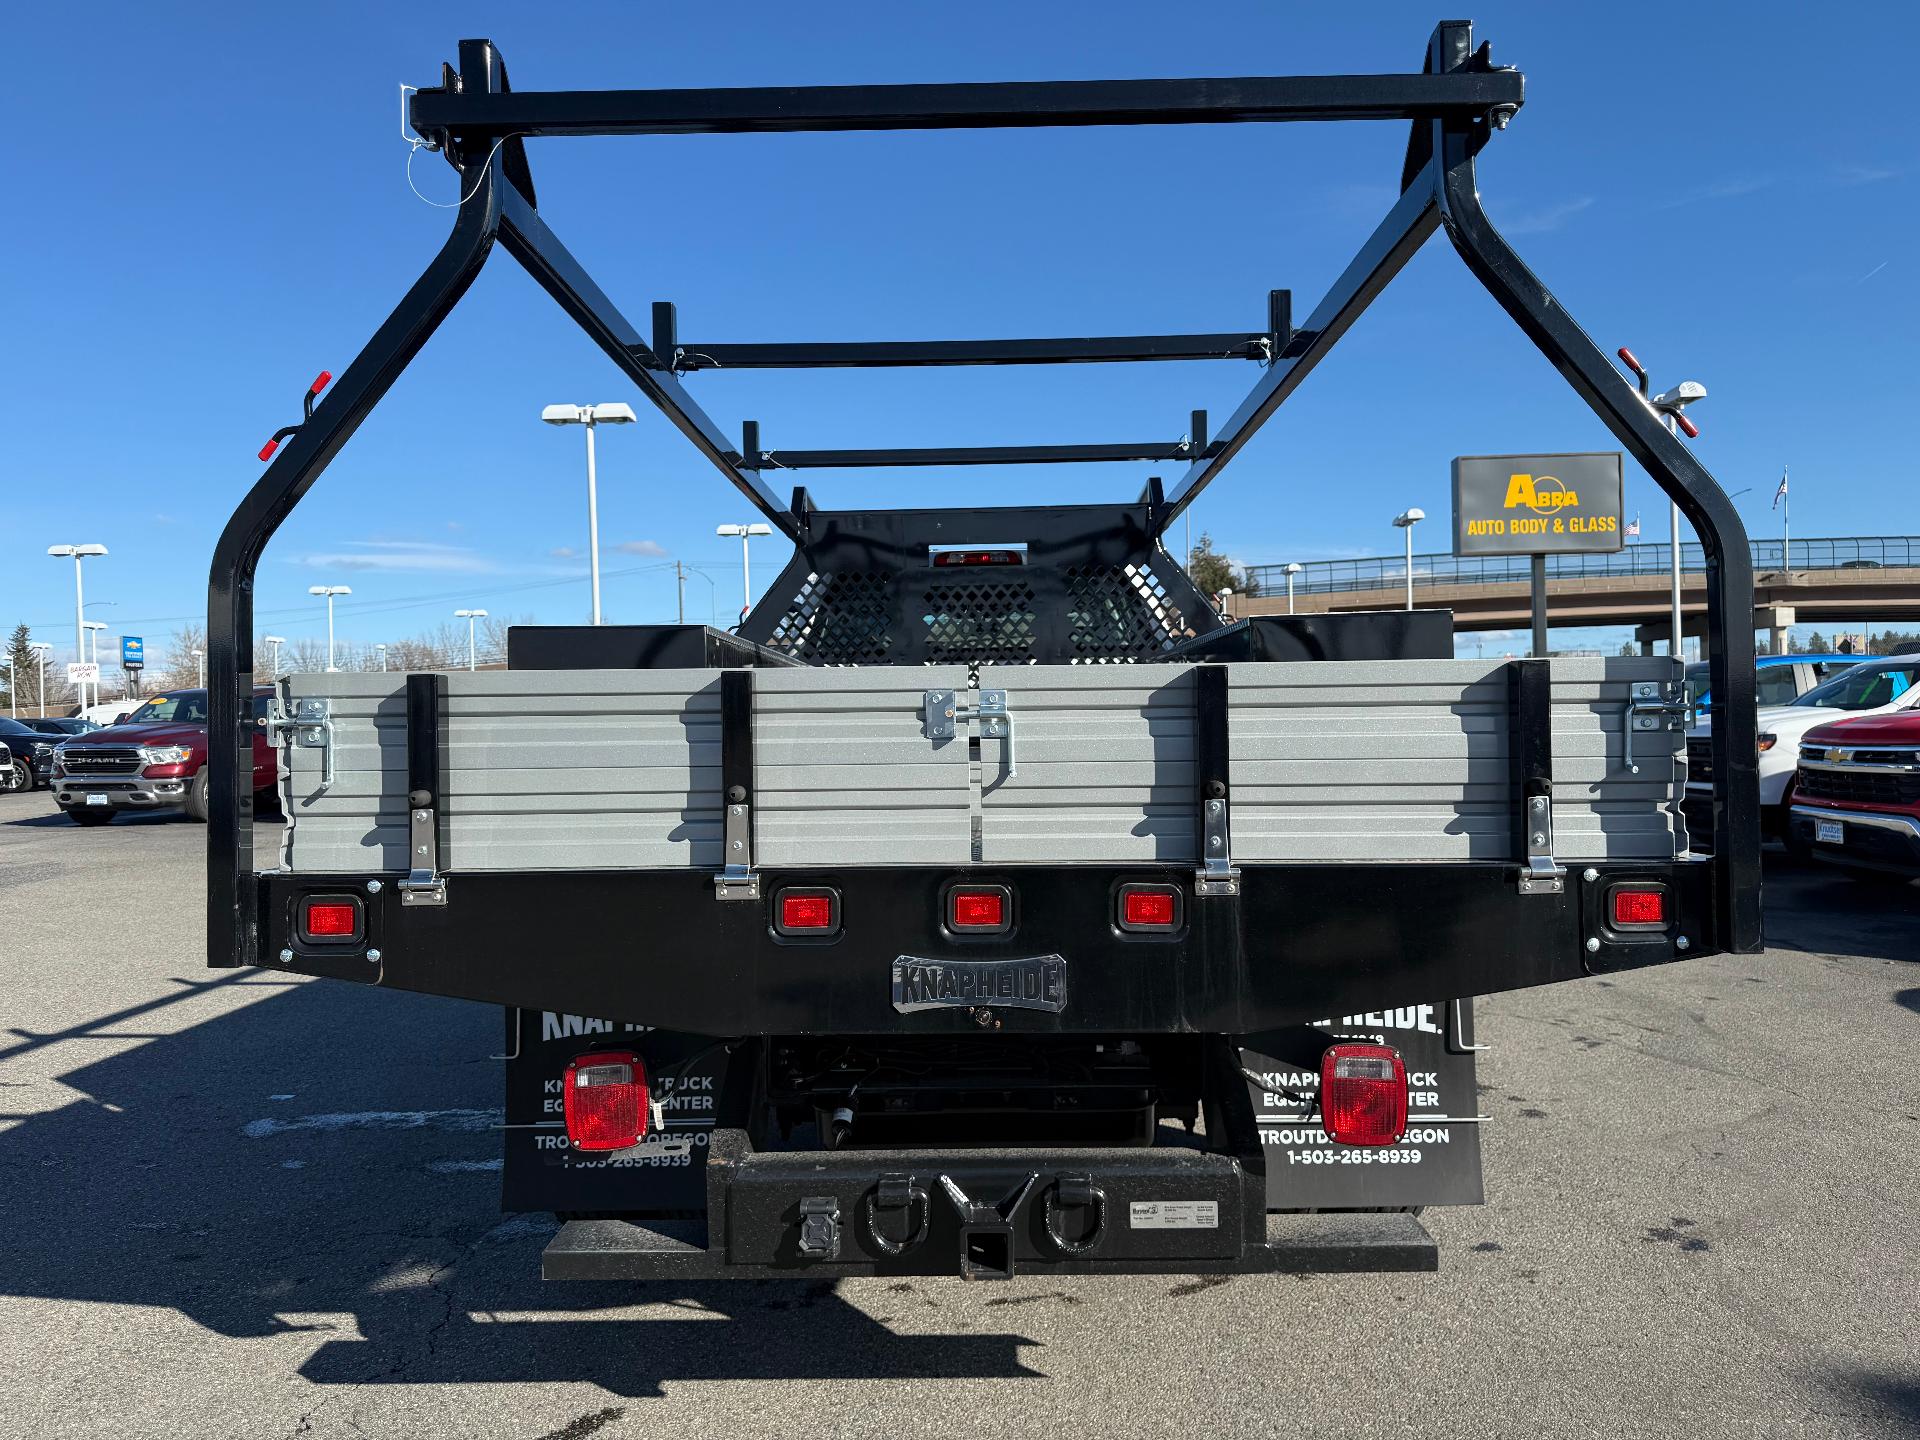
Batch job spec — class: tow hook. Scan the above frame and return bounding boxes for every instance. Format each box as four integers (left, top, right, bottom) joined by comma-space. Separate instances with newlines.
1043, 1173, 1108, 1256
797, 1196, 842, 1260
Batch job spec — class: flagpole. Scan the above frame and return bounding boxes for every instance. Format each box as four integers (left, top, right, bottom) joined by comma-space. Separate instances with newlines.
1782, 469, 1790, 573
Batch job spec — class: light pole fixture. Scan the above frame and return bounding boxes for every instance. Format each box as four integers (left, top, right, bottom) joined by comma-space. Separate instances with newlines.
454, 609, 488, 671
264, 635, 287, 678
374, 643, 388, 672
308, 586, 352, 671
1215, 587, 1234, 619
192, 647, 205, 688
1392, 509, 1425, 611
46, 543, 107, 707
542, 402, 637, 625
1284, 562, 1303, 615
715, 522, 774, 622
1619, 347, 1707, 658
27, 642, 51, 716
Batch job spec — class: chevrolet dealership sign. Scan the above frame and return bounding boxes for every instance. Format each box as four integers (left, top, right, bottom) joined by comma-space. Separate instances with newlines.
1451, 452, 1624, 556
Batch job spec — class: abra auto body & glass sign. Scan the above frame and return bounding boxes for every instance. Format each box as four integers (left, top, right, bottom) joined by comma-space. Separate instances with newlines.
1451, 452, 1624, 555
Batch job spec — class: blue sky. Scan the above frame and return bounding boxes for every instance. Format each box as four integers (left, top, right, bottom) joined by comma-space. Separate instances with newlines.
2, 1, 1915, 669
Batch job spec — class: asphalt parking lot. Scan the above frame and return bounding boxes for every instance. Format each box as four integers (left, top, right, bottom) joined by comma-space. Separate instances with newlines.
0, 790, 1915, 1440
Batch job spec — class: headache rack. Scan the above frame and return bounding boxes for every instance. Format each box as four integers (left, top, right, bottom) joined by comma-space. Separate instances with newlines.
208, 20, 1761, 978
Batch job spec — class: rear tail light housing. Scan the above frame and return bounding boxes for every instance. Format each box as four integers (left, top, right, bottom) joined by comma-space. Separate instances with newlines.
1609, 885, 1668, 929
1117, 883, 1182, 932
296, 894, 363, 946
1319, 1043, 1408, 1147
947, 884, 1011, 934
774, 886, 840, 936
562, 1051, 650, 1151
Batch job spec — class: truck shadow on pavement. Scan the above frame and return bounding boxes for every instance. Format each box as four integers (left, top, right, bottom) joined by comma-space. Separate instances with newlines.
1754, 855, 1918, 966
0, 970, 1040, 1397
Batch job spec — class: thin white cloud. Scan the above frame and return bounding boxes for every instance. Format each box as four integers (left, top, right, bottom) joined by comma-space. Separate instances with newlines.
1496, 195, 1595, 235
289, 539, 500, 574
1834, 161, 1899, 186
612, 539, 667, 557
1659, 175, 1773, 209
549, 546, 579, 560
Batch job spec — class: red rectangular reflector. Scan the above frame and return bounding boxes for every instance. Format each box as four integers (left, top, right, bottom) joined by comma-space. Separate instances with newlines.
1121, 889, 1177, 928
780, 893, 835, 930
950, 889, 1005, 929
1319, 1042, 1408, 1147
303, 901, 358, 937
1612, 888, 1666, 926
563, 1051, 649, 1152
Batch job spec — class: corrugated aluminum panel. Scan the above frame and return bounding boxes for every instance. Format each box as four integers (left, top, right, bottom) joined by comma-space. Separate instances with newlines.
754, 665, 972, 866
1231, 657, 1682, 862
277, 656, 1681, 874
279, 666, 971, 873
976, 664, 1198, 863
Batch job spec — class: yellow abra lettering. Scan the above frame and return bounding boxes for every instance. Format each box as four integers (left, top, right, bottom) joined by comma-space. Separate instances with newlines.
1502, 472, 1580, 516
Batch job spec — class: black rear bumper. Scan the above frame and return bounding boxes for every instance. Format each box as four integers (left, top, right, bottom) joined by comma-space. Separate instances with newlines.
255, 859, 1724, 1036
540, 1132, 1437, 1280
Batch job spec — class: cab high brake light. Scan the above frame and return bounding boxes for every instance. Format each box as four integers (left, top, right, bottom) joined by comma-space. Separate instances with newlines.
563, 1051, 650, 1151
1319, 1043, 1408, 1147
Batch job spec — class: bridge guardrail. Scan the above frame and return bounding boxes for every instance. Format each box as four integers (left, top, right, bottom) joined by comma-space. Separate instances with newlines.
1246, 537, 1920, 597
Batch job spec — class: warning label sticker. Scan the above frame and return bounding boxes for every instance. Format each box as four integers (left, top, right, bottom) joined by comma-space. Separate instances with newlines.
1129, 1200, 1219, 1230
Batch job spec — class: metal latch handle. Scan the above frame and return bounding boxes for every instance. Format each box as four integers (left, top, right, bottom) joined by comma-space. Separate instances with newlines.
268, 698, 336, 793
1623, 681, 1689, 775
925, 688, 1016, 776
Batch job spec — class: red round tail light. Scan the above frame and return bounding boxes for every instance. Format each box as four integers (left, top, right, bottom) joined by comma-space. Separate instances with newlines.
1319, 1042, 1408, 1147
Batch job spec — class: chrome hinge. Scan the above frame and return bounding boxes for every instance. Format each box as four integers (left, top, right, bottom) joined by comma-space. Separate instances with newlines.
400, 791, 447, 907
925, 688, 1015, 776
1195, 794, 1240, 897
1623, 680, 1689, 776
714, 795, 759, 901
1517, 792, 1565, 896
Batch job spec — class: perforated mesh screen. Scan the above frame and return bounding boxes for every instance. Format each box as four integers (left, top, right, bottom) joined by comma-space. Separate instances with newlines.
764, 571, 896, 664
1065, 563, 1187, 663
923, 579, 1038, 665
763, 561, 1192, 664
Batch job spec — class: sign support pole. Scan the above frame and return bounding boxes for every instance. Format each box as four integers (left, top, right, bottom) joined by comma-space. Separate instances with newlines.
1529, 554, 1548, 658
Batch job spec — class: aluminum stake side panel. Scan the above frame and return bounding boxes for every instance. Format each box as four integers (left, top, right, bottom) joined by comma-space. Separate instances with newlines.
1230, 656, 1683, 863
975, 663, 1199, 864
278, 670, 723, 873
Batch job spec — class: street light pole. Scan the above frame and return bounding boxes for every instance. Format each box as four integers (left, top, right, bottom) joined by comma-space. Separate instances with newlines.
192, 648, 205, 688
82, 621, 107, 701
264, 635, 287, 678
308, 586, 352, 671
715, 523, 774, 622
1618, 349, 1706, 660
454, 609, 488, 671
1392, 509, 1425, 612
542, 403, 638, 625
1284, 562, 1302, 615
28, 643, 50, 716
375, 644, 388, 672
46, 544, 107, 707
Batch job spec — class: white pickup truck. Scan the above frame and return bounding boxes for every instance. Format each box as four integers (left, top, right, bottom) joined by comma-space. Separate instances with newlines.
1686, 655, 1920, 845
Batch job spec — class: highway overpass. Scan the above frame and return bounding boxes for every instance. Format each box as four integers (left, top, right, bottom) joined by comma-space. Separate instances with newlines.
1235, 537, 1920, 651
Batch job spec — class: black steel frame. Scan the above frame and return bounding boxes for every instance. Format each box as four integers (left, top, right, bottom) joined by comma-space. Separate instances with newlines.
208, 22, 1760, 970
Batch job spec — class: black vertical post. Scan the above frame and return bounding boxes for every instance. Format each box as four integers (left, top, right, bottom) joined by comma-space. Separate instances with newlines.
741, 419, 760, 470
1190, 410, 1209, 456
1507, 657, 1553, 865
650, 301, 678, 368
406, 672, 445, 810
1529, 554, 1548, 657
1267, 289, 1292, 354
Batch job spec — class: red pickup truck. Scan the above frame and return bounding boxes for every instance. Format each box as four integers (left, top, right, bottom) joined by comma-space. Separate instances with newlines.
50, 686, 278, 825
1789, 710, 1920, 878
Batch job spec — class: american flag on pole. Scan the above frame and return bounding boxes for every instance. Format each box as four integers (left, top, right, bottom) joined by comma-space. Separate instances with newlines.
1773, 467, 1789, 509
1625, 513, 1640, 537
